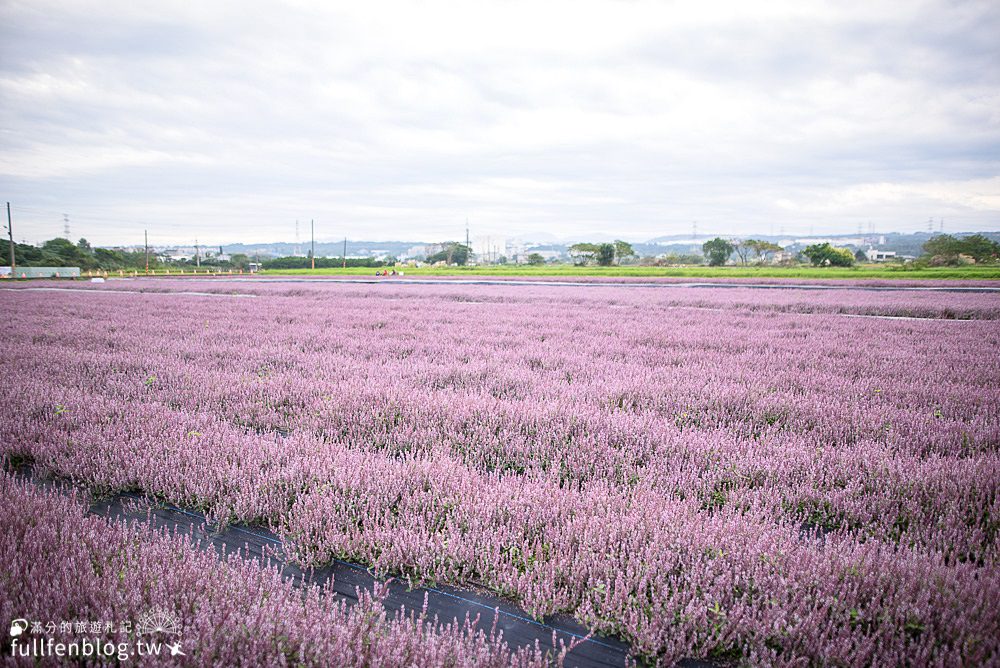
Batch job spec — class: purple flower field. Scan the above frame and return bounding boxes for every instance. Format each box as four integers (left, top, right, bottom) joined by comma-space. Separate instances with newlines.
0, 475, 554, 667
2, 280, 999, 665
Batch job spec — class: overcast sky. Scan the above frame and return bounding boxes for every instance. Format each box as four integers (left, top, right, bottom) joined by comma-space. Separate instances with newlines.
1, 0, 998, 246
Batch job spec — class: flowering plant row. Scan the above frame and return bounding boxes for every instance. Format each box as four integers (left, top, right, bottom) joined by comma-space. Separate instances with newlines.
0, 474, 558, 666
1, 283, 997, 664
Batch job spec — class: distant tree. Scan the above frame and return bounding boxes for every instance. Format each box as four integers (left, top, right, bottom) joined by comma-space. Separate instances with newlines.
854, 249, 868, 263
1, 237, 162, 270
230, 253, 250, 270
595, 243, 616, 266
570, 243, 599, 265
613, 240, 635, 264
526, 253, 545, 266
921, 234, 961, 260
746, 239, 783, 264
426, 242, 471, 266
105, 247, 155, 269
959, 234, 1000, 263
1, 239, 44, 267
803, 243, 854, 267
802, 244, 827, 266
41, 237, 97, 269
920, 233, 1000, 265
830, 247, 856, 266
731, 239, 752, 265
702, 237, 734, 266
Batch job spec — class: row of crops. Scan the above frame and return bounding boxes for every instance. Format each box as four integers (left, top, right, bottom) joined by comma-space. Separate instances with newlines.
1, 280, 998, 664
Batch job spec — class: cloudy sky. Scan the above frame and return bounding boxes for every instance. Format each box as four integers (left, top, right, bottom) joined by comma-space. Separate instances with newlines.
1, 0, 998, 246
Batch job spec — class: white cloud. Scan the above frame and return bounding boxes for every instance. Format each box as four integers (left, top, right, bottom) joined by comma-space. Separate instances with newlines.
0, 0, 997, 244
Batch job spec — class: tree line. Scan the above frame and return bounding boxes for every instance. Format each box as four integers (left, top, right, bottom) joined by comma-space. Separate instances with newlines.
920, 234, 999, 266
0, 237, 257, 271
1, 237, 157, 271
701, 238, 785, 266
6, 233, 996, 273
699, 234, 1000, 268
569, 240, 635, 266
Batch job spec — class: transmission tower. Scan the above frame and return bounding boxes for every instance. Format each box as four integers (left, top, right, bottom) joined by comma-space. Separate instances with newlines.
63, 214, 70, 238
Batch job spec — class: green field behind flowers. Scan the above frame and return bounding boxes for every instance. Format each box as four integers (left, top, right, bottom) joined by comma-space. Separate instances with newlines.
260, 264, 1000, 280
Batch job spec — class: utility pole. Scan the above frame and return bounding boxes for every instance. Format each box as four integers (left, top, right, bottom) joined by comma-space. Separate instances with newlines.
310, 219, 315, 270
144, 230, 149, 274
195, 238, 200, 267
343, 236, 347, 269
6, 202, 14, 271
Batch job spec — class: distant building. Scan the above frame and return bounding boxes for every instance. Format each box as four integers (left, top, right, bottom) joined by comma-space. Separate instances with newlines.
772, 251, 796, 264
161, 248, 194, 262
866, 249, 897, 262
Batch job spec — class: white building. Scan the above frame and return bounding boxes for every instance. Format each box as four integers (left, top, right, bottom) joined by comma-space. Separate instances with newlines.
772, 251, 796, 263
866, 249, 897, 262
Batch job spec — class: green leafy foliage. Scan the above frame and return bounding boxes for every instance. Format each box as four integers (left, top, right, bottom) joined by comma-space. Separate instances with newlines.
803, 243, 855, 267
702, 238, 734, 266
